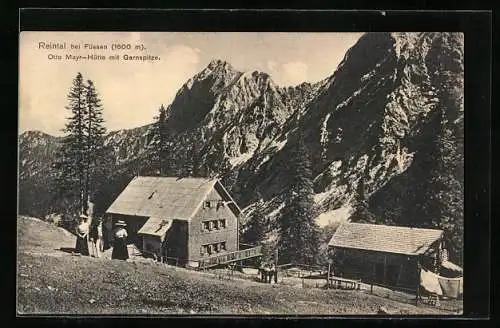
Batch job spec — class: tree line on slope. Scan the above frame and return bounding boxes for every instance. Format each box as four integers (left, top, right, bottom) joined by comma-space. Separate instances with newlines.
148, 104, 323, 266
26, 66, 462, 267
50, 72, 113, 227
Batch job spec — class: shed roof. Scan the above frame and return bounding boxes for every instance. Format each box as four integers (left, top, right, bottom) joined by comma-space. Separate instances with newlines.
328, 222, 443, 256
137, 217, 173, 241
106, 176, 218, 220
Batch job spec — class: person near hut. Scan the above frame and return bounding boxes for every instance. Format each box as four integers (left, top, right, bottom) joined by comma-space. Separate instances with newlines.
89, 217, 103, 258
259, 261, 267, 283
263, 264, 272, 283
74, 215, 90, 256
270, 263, 278, 284
97, 218, 104, 252
112, 220, 129, 260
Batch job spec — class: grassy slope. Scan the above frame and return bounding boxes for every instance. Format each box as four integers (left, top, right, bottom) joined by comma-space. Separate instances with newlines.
17, 217, 450, 315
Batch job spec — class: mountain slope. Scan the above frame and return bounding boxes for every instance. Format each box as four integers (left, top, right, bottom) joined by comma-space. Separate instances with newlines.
18, 32, 464, 263
17, 216, 452, 315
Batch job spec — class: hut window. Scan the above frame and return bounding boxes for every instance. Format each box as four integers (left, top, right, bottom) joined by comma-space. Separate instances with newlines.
220, 242, 226, 251
205, 201, 211, 208
202, 221, 210, 232
202, 219, 226, 232
202, 245, 212, 256
213, 243, 219, 253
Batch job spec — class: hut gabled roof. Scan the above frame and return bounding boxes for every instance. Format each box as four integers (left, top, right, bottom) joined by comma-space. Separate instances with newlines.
106, 176, 240, 220
328, 222, 443, 256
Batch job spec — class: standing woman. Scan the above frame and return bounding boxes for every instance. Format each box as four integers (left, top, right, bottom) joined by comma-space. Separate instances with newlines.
96, 218, 104, 255
270, 263, 278, 284
112, 220, 129, 260
74, 215, 90, 256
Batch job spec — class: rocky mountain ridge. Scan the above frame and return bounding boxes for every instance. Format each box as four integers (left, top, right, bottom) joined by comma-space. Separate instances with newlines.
18, 32, 464, 263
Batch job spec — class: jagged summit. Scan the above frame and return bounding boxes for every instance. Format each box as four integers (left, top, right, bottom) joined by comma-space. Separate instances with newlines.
20, 130, 54, 138
198, 59, 239, 79
206, 58, 232, 69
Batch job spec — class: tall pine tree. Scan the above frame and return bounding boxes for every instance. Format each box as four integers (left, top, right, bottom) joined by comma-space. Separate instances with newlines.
350, 177, 377, 224
149, 104, 169, 175
181, 141, 197, 177
53, 72, 87, 214
83, 79, 108, 212
52, 73, 108, 217
278, 136, 321, 265
243, 195, 267, 246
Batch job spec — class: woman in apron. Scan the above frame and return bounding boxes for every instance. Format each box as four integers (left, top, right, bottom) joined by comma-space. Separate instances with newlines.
112, 220, 129, 260
74, 215, 90, 256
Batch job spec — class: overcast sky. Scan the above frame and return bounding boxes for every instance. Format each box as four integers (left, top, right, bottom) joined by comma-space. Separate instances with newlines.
19, 32, 363, 136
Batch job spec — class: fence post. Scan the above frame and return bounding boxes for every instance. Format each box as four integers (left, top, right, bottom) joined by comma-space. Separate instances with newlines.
416, 257, 421, 306
327, 263, 331, 289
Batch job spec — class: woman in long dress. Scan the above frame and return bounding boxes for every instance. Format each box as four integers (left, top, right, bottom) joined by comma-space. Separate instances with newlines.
74, 215, 90, 256
111, 220, 129, 260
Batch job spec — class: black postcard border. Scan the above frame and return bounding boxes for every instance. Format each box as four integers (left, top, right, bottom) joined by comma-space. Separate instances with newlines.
9, 8, 493, 323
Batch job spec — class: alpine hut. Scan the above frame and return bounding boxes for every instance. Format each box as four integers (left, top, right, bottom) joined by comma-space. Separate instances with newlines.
105, 176, 244, 267
328, 222, 446, 291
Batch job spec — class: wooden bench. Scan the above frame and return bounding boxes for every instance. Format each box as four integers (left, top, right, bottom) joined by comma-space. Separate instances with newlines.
328, 276, 361, 290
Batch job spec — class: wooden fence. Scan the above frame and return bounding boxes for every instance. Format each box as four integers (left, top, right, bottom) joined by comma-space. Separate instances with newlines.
196, 246, 263, 270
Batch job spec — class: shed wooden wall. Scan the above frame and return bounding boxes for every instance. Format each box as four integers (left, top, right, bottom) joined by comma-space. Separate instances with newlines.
137, 221, 188, 261
333, 248, 419, 290
188, 187, 239, 261
142, 235, 162, 257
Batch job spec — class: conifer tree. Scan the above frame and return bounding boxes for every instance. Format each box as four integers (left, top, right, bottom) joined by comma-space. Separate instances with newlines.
243, 195, 267, 246
149, 104, 169, 175
181, 141, 196, 177
52, 73, 109, 217
351, 177, 377, 223
220, 158, 238, 193
83, 79, 107, 213
427, 121, 464, 265
53, 72, 87, 214
278, 136, 321, 265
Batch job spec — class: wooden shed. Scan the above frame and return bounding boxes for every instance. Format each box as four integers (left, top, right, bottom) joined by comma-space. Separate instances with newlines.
105, 176, 245, 266
328, 222, 445, 291
137, 217, 173, 260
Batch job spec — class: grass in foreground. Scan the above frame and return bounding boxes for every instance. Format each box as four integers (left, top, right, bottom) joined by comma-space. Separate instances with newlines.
17, 217, 455, 315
